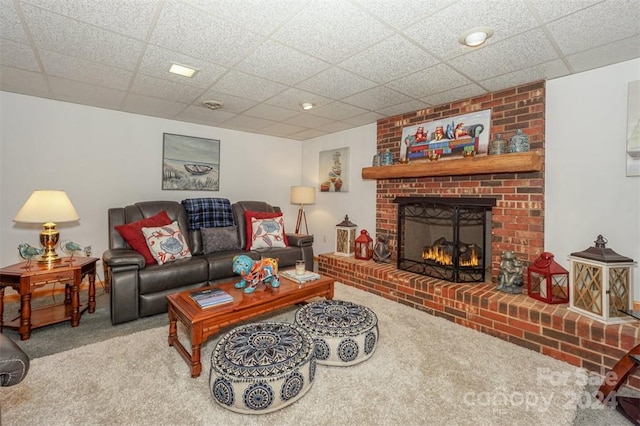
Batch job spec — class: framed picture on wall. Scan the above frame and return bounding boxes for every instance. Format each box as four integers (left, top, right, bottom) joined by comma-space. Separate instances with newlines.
400, 109, 491, 161
319, 147, 349, 192
162, 133, 220, 190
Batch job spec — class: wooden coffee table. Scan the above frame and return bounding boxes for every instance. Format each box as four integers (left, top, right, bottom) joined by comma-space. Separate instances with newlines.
167, 274, 334, 378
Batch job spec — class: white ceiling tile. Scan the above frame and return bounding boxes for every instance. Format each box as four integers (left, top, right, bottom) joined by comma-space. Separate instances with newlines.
375, 100, 432, 118
309, 102, 369, 120
272, 0, 392, 64
243, 103, 300, 121
48, 76, 126, 109
0, 65, 50, 98
265, 88, 333, 111
122, 92, 188, 118
40, 50, 133, 90
0, 39, 40, 71
150, 0, 263, 67
565, 36, 640, 73
343, 111, 385, 126
404, 0, 539, 60
448, 28, 559, 81
387, 63, 473, 98
260, 122, 309, 137
1, 0, 30, 43
219, 114, 276, 131
338, 35, 439, 83
297, 67, 377, 100
235, 40, 330, 86
526, 0, 603, 22
138, 45, 227, 89
422, 84, 488, 107
130, 74, 203, 103
210, 70, 287, 102
195, 90, 258, 114
175, 104, 236, 126
21, 4, 144, 70
316, 120, 355, 134
341, 86, 413, 111
546, 1, 640, 55
352, 0, 456, 28
183, 0, 304, 36
284, 113, 335, 128
23, 0, 160, 40
480, 59, 570, 92
290, 128, 328, 140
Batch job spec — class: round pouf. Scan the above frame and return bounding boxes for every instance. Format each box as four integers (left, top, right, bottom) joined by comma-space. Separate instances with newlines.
209, 322, 316, 414
295, 299, 378, 366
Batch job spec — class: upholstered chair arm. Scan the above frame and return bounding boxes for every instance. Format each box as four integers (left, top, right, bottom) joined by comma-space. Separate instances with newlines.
102, 248, 145, 269
286, 234, 314, 247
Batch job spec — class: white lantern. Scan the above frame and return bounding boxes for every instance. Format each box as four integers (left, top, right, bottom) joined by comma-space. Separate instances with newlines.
568, 235, 636, 324
335, 215, 357, 257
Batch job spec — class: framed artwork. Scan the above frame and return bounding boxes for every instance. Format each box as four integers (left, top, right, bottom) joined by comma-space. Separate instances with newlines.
162, 133, 220, 191
399, 109, 491, 161
627, 80, 640, 177
319, 147, 349, 192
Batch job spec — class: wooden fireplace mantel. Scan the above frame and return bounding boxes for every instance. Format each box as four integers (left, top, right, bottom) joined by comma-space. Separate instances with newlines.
361, 150, 543, 180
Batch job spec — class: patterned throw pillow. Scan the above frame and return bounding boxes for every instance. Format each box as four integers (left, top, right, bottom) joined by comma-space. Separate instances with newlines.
201, 226, 240, 254
243, 211, 289, 249
141, 221, 192, 265
114, 211, 172, 264
250, 216, 287, 249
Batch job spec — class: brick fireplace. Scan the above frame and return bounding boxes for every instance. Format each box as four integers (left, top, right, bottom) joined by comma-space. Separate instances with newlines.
317, 80, 640, 391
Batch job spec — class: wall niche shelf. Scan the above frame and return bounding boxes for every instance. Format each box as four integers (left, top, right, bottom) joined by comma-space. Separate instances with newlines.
362, 150, 543, 180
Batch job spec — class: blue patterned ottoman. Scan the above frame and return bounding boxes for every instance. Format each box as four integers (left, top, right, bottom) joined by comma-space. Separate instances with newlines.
295, 300, 378, 366
209, 322, 316, 414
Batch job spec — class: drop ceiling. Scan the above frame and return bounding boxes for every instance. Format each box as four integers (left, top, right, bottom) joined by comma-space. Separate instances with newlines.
1, 0, 639, 141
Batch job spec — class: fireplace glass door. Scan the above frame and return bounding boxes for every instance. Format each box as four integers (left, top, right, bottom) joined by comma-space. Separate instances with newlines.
395, 197, 495, 283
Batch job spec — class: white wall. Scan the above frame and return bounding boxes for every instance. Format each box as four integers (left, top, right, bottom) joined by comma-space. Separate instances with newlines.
543, 58, 640, 297
0, 93, 302, 269
300, 124, 377, 256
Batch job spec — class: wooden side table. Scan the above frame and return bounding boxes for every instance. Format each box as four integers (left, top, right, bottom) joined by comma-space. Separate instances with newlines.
0, 257, 98, 340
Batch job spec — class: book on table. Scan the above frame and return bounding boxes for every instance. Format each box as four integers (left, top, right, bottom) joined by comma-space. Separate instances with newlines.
280, 270, 321, 284
189, 288, 233, 308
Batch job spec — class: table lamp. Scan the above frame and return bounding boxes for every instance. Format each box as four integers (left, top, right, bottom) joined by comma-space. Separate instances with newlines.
290, 186, 315, 234
13, 190, 80, 264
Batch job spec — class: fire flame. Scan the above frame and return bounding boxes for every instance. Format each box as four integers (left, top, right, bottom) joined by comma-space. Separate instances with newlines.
422, 245, 479, 267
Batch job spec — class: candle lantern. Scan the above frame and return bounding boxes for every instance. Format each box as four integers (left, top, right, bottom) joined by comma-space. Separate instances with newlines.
335, 215, 357, 257
355, 229, 373, 260
568, 235, 637, 324
527, 252, 569, 304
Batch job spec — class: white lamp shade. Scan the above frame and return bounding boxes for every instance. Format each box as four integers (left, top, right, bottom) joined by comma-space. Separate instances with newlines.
14, 190, 80, 223
290, 186, 316, 205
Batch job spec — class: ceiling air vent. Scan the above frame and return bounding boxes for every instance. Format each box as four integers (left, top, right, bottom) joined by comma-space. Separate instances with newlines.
203, 100, 223, 110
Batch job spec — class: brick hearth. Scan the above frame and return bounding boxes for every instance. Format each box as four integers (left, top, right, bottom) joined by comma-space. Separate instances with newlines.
318, 254, 640, 391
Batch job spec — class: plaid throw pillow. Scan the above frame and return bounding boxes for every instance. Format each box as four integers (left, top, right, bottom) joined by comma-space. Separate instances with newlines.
181, 198, 234, 231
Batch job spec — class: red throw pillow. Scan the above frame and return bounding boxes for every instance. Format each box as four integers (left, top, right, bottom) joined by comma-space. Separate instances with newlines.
244, 210, 289, 250
114, 211, 172, 264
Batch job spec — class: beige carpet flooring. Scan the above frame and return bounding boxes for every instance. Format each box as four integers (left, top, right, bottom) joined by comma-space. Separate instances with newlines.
2, 283, 590, 425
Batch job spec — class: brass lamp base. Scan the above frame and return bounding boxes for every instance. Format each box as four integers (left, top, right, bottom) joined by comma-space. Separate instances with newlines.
38, 222, 62, 263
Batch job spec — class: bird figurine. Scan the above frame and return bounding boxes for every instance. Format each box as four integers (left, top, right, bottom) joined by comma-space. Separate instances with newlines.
18, 243, 43, 268
61, 240, 83, 262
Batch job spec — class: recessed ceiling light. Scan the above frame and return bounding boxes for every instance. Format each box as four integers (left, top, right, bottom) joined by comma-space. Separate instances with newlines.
300, 102, 315, 110
169, 62, 200, 78
458, 27, 494, 47
203, 100, 223, 110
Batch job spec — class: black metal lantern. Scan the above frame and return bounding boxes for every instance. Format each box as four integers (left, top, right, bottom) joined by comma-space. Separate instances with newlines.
335, 215, 357, 257
527, 252, 569, 304
568, 235, 636, 323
